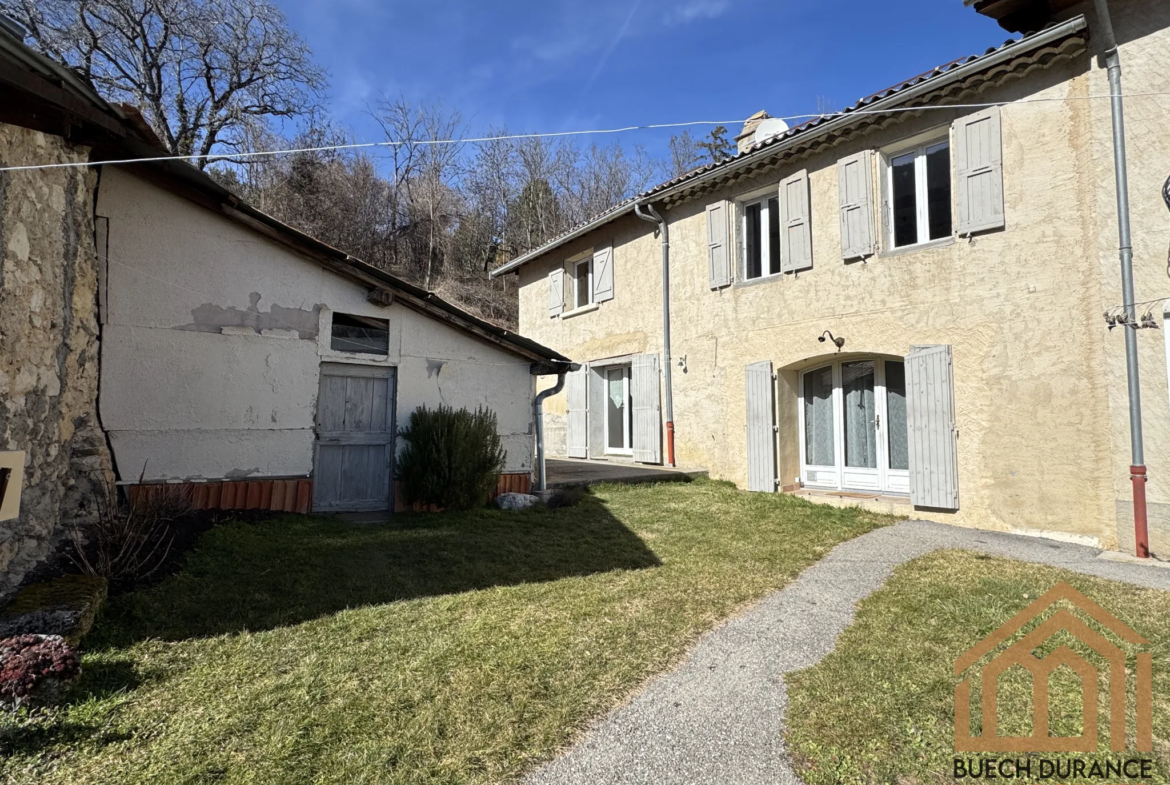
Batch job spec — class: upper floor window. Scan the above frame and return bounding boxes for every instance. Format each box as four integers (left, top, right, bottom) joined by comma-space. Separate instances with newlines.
548, 244, 613, 318
889, 140, 952, 249
573, 258, 593, 309
742, 195, 781, 280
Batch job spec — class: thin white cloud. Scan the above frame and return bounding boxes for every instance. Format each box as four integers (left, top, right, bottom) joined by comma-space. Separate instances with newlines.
578, 0, 644, 100
667, 0, 731, 25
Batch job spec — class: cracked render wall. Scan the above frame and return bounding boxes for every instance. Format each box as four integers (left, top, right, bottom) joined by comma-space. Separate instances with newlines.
0, 123, 112, 595
95, 167, 535, 483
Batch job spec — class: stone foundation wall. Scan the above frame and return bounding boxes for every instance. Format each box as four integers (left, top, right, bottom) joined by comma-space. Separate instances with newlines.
0, 123, 111, 597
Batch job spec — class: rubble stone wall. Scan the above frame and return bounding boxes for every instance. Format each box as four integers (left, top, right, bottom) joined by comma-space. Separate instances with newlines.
0, 123, 111, 597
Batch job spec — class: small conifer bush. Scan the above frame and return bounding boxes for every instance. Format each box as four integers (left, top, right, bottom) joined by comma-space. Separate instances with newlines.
395, 405, 506, 511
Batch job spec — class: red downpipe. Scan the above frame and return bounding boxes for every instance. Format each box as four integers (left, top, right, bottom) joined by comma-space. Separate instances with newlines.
1133, 465, 1150, 558
666, 421, 676, 467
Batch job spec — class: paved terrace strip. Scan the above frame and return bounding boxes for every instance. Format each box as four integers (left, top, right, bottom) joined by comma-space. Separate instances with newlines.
522, 520, 1170, 785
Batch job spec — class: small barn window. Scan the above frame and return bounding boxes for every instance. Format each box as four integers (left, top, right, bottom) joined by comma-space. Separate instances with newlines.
331, 313, 390, 355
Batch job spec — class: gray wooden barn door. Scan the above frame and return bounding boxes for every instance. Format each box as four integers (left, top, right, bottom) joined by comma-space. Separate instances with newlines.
632, 354, 662, 465
745, 361, 777, 492
905, 345, 959, 510
313, 363, 396, 512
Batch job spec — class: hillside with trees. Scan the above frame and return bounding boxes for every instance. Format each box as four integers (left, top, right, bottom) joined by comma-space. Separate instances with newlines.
4, 0, 734, 329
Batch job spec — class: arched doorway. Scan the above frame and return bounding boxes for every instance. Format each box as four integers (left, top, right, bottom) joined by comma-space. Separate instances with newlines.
798, 357, 909, 495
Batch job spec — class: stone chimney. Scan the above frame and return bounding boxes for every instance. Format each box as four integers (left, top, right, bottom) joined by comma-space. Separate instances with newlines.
734, 110, 771, 154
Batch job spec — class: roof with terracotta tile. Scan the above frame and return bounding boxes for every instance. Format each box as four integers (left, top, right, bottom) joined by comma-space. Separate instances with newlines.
490, 15, 1089, 277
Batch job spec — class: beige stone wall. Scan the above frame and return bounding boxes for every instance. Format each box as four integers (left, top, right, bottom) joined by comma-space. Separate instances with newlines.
0, 123, 112, 595
517, 13, 1170, 549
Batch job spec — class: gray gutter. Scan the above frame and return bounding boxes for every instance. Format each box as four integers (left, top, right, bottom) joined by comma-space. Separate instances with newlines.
489, 14, 1088, 278
490, 201, 636, 277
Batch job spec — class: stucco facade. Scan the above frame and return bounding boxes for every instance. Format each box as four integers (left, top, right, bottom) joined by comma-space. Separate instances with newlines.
0, 123, 113, 595
509, 1, 1170, 551
96, 167, 538, 500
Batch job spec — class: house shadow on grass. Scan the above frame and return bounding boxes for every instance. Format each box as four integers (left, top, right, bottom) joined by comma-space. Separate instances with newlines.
91, 493, 661, 647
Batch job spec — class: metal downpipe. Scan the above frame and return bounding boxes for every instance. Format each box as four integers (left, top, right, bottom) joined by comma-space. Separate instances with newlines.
534, 371, 567, 492
634, 201, 676, 467
1094, 0, 1148, 557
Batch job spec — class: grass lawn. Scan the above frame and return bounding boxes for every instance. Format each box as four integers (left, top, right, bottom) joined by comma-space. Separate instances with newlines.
785, 550, 1170, 785
1, 479, 892, 784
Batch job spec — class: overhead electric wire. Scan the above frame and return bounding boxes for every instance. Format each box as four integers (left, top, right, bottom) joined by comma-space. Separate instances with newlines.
3, 91, 1170, 174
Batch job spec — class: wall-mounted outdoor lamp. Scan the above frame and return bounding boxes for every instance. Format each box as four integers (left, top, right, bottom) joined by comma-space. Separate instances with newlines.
0, 451, 25, 522
818, 331, 845, 352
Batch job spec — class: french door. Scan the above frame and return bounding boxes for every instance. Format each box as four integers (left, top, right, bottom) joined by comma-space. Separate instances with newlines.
799, 358, 909, 495
604, 365, 634, 456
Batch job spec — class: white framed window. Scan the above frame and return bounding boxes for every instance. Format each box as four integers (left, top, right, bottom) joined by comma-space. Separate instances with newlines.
798, 358, 909, 495
604, 365, 634, 456
888, 139, 952, 249
572, 258, 593, 309
741, 195, 781, 280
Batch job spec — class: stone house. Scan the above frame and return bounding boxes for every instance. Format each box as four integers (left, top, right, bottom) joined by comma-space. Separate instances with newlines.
491, 0, 1170, 552
0, 28, 569, 593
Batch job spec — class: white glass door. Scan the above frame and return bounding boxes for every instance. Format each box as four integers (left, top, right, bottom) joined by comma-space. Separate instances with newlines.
605, 366, 633, 456
800, 359, 909, 495
841, 361, 880, 492
801, 365, 838, 488
881, 361, 911, 494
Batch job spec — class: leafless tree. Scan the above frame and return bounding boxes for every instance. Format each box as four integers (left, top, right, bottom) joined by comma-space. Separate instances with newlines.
373, 97, 426, 268
411, 105, 465, 289
7, 0, 327, 167
209, 117, 398, 269
668, 130, 704, 178
9, 3, 682, 331
560, 142, 657, 226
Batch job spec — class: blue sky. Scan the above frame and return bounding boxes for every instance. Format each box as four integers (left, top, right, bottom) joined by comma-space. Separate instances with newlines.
277, 0, 1007, 162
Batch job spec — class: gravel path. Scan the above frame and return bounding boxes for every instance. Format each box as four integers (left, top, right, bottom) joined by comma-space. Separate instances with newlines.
522, 520, 1170, 785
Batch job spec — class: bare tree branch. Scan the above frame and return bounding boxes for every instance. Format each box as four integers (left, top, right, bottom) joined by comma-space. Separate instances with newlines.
5, 0, 327, 167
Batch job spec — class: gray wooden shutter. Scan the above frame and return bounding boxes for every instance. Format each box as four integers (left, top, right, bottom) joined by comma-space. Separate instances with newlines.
954, 107, 1005, 235
566, 365, 589, 458
878, 154, 892, 251
548, 266, 565, 317
838, 151, 876, 259
706, 200, 732, 289
779, 170, 813, 272
906, 345, 959, 510
592, 244, 614, 303
745, 361, 777, 492
632, 354, 662, 464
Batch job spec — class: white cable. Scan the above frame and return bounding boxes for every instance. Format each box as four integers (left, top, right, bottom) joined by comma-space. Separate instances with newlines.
3, 91, 1170, 174
0, 119, 751, 172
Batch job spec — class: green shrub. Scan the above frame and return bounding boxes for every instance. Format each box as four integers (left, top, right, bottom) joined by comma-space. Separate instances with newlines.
395, 404, 506, 511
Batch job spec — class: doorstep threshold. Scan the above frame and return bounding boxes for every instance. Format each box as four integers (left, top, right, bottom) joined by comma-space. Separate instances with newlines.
795, 489, 912, 504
